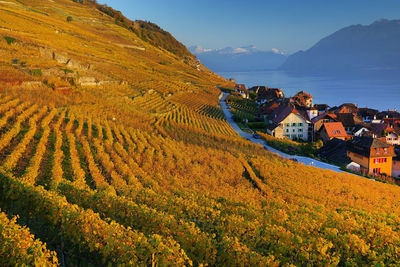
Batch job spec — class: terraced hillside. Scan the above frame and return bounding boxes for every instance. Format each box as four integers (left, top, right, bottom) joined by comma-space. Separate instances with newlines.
1, 0, 400, 266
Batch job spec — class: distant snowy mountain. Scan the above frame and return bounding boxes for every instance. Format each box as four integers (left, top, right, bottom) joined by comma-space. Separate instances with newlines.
190, 45, 287, 72
281, 19, 400, 75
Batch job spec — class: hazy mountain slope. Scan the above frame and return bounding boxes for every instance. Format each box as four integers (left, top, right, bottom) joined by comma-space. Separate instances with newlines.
281, 19, 400, 74
191, 45, 287, 72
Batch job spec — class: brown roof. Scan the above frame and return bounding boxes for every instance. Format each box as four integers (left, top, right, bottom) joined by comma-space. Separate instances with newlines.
314, 104, 330, 111
295, 91, 313, 99
260, 101, 280, 115
369, 123, 393, 137
357, 107, 379, 117
335, 113, 363, 128
347, 136, 394, 157
290, 91, 313, 107
334, 103, 359, 114
268, 103, 309, 124
311, 112, 338, 123
257, 86, 284, 100
322, 122, 349, 139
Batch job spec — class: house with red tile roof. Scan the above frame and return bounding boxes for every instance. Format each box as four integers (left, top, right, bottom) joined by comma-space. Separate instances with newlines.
320, 122, 349, 143
290, 91, 313, 108
334, 113, 364, 134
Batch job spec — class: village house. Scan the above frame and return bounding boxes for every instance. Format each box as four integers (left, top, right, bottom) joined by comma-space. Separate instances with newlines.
256, 86, 284, 105
313, 104, 330, 115
369, 123, 400, 145
235, 84, 249, 99
377, 110, 400, 120
265, 103, 310, 141
306, 106, 319, 121
260, 101, 280, 121
358, 108, 379, 122
290, 91, 313, 108
331, 103, 359, 114
310, 112, 338, 141
319, 122, 349, 143
347, 136, 395, 176
334, 113, 364, 135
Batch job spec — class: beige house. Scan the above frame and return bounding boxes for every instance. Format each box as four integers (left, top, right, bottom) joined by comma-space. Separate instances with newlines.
266, 104, 310, 141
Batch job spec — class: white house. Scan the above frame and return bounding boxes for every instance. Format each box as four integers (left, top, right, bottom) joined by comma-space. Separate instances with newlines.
266, 104, 310, 141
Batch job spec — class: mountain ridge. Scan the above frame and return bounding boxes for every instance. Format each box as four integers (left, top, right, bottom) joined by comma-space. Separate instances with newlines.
190, 45, 287, 72
281, 19, 400, 75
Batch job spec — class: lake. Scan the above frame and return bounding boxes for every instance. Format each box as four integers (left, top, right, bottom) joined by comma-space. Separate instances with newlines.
218, 70, 400, 111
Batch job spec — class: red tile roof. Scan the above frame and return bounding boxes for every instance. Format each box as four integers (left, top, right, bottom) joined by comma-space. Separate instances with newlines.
322, 122, 349, 139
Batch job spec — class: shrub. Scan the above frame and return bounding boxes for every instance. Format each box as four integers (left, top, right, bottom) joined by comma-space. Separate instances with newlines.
29, 69, 42, 77
3, 36, 16, 45
67, 16, 73, 22
61, 68, 74, 74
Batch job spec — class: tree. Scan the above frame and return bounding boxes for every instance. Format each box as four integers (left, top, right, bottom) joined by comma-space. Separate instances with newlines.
67, 16, 73, 22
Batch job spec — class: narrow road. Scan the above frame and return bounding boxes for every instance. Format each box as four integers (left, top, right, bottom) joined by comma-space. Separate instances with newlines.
220, 93, 345, 173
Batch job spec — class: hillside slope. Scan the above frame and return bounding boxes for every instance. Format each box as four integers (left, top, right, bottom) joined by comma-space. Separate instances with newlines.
1, 1, 400, 266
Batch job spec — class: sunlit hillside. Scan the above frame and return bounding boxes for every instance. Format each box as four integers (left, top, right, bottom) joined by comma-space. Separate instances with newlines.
1, 0, 400, 266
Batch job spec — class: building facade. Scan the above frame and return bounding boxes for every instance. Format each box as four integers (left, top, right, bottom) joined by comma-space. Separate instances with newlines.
267, 112, 310, 141
347, 137, 395, 176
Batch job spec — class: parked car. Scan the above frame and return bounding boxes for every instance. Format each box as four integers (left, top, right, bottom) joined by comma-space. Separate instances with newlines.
253, 133, 260, 139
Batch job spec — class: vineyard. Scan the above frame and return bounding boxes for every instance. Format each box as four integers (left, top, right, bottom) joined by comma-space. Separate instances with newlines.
1, 0, 400, 266
2, 92, 400, 265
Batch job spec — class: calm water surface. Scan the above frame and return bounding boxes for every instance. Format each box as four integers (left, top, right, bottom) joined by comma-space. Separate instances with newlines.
218, 70, 400, 111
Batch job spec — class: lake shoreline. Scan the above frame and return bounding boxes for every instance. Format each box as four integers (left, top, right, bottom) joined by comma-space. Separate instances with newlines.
217, 70, 400, 111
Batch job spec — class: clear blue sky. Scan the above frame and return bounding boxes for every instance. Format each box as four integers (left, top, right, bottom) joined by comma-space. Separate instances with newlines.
97, 0, 400, 54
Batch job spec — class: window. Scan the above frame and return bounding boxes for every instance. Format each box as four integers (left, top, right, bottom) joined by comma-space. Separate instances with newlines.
286, 123, 290, 127
333, 131, 336, 134
337, 130, 341, 134
292, 123, 296, 126
376, 148, 380, 154
298, 129, 303, 132
286, 129, 289, 133
373, 168, 381, 175
384, 148, 388, 154
298, 123, 303, 126
375, 158, 388, 164
293, 129, 296, 133
298, 134, 303, 137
